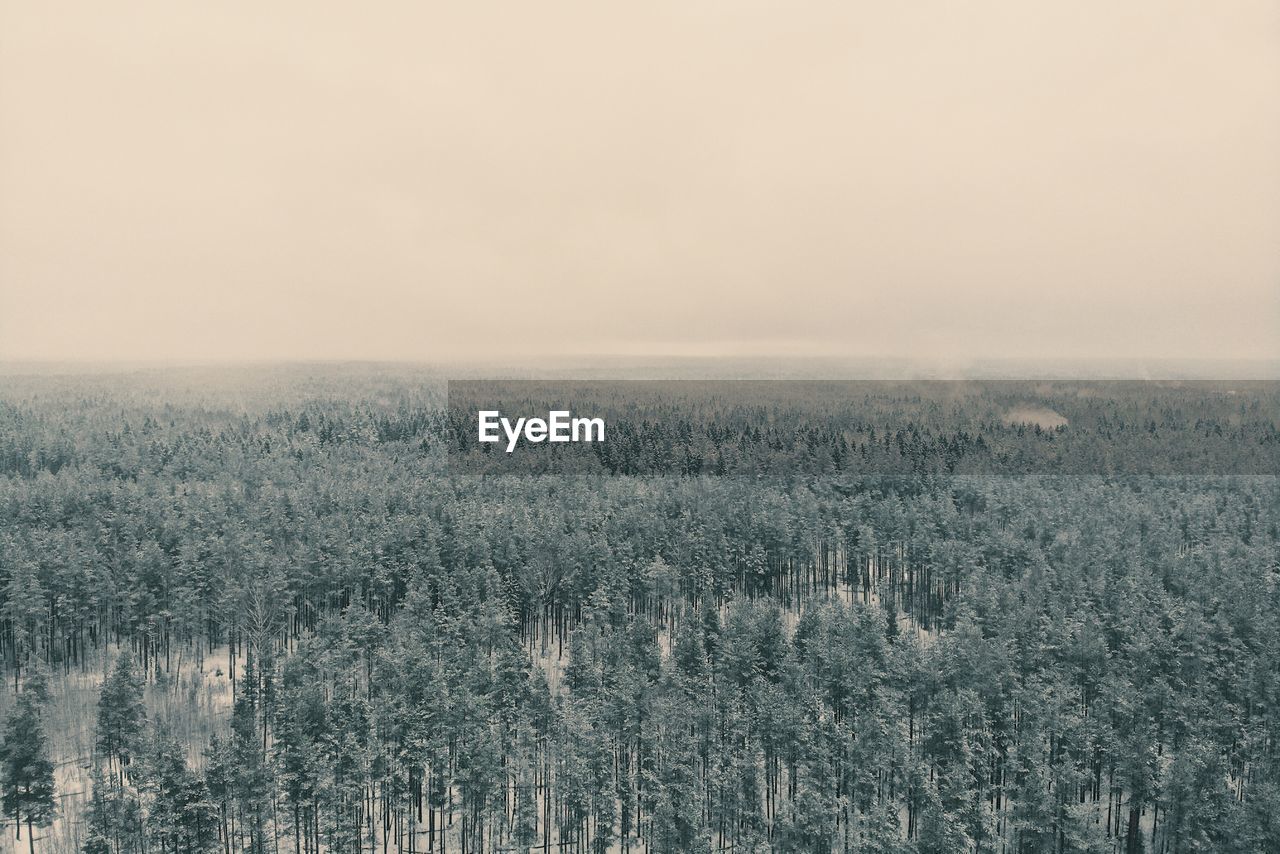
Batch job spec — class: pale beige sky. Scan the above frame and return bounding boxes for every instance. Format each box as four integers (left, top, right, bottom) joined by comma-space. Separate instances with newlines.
1, 1, 1277, 363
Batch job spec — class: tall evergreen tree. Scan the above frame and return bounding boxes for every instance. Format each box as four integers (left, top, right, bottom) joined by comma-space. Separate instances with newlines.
142, 729, 219, 854
1, 692, 56, 854
96, 654, 146, 773
81, 768, 113, 854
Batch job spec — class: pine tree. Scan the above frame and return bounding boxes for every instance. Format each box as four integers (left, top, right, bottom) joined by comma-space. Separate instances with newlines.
513, 766, 539, 851
143, 729, 219, 854
230, 688, 271, 854
22, 662, 51, 706
96, 654, 146, 772
0, 557, 47, 690
81, 768, 113, 854
1, 692, 56, 854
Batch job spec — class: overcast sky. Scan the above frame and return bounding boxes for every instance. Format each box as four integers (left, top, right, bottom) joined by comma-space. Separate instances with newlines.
1, 1, 1277, 363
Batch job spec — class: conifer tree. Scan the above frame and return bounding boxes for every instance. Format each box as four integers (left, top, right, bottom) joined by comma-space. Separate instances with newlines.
1, 692, 56, 854
96, 654, 146, 773
143, 729, 219, 854
81, 768, 113, 854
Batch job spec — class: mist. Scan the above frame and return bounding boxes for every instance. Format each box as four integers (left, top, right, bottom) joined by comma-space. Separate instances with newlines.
2, 1, 1277, 364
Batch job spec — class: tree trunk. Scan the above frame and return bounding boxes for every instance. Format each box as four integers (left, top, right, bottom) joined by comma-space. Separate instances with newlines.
1125, 806, 1141, 854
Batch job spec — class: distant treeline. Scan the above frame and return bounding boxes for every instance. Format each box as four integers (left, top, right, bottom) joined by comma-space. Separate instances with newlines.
448, 380, 1280, 475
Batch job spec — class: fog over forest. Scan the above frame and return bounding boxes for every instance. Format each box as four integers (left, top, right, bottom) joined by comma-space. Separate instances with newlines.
3, 1, 1278, 852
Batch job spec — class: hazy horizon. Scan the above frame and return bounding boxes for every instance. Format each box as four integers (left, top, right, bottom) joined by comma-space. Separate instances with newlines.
3, 1, 1278, 363
4, 354, 1278, 384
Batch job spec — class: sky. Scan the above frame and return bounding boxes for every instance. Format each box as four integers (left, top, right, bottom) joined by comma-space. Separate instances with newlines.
1, 1, 1278, 364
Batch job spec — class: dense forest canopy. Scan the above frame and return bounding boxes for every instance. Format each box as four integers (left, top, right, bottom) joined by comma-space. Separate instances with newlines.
447, 380, 1280, 475
0, 366, 1277, 853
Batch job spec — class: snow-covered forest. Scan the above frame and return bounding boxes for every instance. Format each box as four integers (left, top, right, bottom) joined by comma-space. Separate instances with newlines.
1, 368, 1277, 853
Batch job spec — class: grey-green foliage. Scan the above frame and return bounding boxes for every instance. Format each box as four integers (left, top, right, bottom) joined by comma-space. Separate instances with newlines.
1, 691, 56, 852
